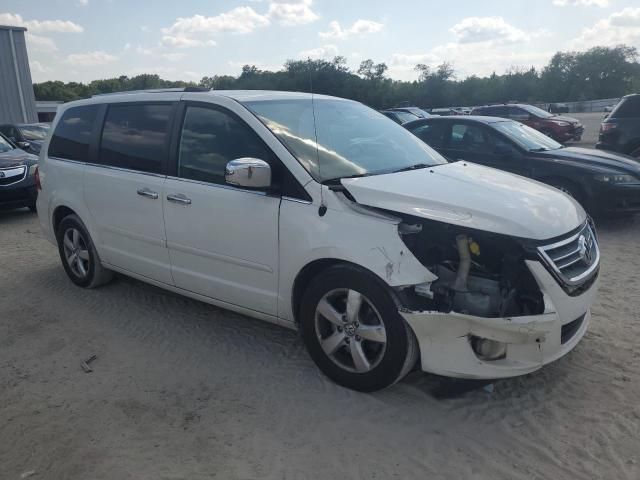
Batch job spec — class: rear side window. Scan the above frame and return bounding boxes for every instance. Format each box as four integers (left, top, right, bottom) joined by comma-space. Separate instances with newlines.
612, 96, 640, 118
409, 122, 447, 148
99, 104, 171, 174
48, 106, 98, 161
178, 106, 273, 185
449, 123, 491, 152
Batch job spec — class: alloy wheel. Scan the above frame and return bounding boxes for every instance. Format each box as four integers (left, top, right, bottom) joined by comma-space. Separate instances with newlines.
314, 288, 387, 373
62, 228, 90, 278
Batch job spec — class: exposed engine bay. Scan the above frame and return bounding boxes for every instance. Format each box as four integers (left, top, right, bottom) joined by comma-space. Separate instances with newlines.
396, 216, 545, 318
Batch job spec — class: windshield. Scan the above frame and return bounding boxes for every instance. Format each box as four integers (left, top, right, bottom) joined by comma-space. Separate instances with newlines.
19, 124, 49, 141
245, 99, 447, 182
494, 120, 563, 151
0, 134, 14, 153
520, 104, 553, 118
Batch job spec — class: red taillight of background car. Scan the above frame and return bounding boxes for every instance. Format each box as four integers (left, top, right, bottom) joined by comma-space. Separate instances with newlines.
600, 123, 617, 133
34, 165, 41, 191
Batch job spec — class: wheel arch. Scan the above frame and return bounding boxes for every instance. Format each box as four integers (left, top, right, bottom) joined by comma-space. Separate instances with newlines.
52, 205, 77, 235
291, 258, 401, 325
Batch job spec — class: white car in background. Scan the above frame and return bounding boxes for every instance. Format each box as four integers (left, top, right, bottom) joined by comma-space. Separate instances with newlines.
36, 89, 599, 391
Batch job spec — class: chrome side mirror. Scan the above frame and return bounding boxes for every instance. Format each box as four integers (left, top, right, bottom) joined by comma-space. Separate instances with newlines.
225, 158, 271, 189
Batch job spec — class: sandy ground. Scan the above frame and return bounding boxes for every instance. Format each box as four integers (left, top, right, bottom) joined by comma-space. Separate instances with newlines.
1, 209, 639, 480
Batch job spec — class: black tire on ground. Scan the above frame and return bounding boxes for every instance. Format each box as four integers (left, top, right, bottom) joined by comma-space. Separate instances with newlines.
56, 214, 113, 288
299, 264, 419, 392
28, 204, 37, 213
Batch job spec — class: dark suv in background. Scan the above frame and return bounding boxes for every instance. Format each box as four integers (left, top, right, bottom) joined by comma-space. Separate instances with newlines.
597, 94, 640, 158
471, 104, 583, 143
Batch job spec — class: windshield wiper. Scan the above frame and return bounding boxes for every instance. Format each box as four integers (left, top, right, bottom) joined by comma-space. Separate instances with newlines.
390, 163, 431, 173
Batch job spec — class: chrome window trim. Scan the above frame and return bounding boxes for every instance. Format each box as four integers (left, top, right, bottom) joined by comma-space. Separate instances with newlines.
165, 175, 269, 196
282, 195, 312, 204
0, 165, 27, 187
537, 224, 600, 286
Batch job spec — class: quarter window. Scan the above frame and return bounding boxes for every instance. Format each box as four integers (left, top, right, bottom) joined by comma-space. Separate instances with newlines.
48, 106, 98, 161
178, 106, 273, 185
99, 104, 171, 174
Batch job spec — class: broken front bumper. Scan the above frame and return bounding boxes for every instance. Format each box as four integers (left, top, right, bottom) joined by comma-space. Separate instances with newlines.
401, 260, 599, 379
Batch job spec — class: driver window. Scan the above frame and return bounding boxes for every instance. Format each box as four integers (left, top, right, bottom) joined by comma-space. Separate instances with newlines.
508, 107, 530, 122
178, 106, 273, 185
486, 130, 518, 157
449, 124, 491, 153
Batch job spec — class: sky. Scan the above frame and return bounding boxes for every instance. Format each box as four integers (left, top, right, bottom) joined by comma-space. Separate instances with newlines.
2, 0, 640, 84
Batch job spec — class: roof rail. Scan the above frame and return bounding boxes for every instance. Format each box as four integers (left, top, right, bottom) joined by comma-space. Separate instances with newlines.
92, 86, 210, 97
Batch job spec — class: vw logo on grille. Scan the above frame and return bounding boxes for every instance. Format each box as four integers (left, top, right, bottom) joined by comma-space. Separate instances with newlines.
0, 171, 5, 178
578, 234, 593, 264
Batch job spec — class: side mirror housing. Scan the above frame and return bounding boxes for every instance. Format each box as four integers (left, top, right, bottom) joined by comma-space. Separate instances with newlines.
18, 141, 30, 149
225, 158, 271, 189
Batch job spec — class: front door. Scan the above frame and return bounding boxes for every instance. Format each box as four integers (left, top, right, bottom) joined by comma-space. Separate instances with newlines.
163, 101, 281, 316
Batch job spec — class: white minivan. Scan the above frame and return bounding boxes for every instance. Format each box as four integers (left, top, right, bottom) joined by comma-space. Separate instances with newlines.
36, 89, 599, 391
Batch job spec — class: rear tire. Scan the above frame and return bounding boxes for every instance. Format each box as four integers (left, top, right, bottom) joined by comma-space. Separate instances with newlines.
28, 204, 37, 213
299, 264, 418, 392
56, 214, 113, 288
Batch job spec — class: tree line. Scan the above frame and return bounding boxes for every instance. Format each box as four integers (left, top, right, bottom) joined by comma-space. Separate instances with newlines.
33, 45, 640, 109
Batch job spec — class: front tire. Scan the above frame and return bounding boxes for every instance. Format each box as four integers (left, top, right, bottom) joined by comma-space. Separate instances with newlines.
56, 214, 113, 288
299, 265, 418, 392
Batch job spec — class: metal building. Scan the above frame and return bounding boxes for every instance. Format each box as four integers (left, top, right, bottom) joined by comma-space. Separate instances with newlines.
0, 25, 38, 124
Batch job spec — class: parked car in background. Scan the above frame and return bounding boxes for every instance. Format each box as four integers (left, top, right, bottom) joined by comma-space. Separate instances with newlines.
430, 107, 463, 116
548, 103, 569, 114
0, 133, 39, 212
471, 104, 583, 143
388, 107, 431, 118
380, 109, 420, 124
37, 89, 598, 391
597, 94, 640, 158
404, 115, 640, 215
0, 123, 50, 155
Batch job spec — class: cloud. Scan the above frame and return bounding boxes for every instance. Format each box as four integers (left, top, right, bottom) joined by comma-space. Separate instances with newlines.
67, 51, 118, 66
25, 33, 58, 52
76, 0, 89, 6
552, 0, 609, 6
162, 52, 187, 62
569, 7, 640, 49
161, 35, 207, 48
29, 60, 52, 74
299, 44, 339, 59
161, 1, 319, 47
450, 16, 529, 44
163, 7, 270, 35
319, 19, 383, 39
0, 12, 83, 33
268, 0, 319, 26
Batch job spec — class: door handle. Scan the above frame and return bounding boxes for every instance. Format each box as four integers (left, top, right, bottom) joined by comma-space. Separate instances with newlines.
137, 188, 158, 199
167, 193, 192, 205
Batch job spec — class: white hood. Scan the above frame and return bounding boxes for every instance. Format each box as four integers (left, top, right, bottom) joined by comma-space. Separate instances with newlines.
341, 162, 586, 240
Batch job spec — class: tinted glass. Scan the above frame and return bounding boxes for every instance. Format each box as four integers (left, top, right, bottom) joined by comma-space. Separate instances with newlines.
20, 124, 49, 141
0, 134, 14, 153
493, 120, 562, 151
520, 104, 553, 118
246, 99, 447, 182
449, 124, 491, 152
48, 106, 98, 161
99, 104, 171, 174
409, 122, 447, 148
612, 96, 640, 118
508, 107, 531, 121
178, 106, 273, 184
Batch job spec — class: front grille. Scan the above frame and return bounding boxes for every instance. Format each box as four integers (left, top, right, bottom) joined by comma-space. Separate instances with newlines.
561, 314, 585, 344
0, 166, 27, 186
538, 223, 600, 289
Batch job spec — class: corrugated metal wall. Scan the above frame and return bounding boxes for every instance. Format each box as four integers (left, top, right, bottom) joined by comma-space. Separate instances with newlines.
0, 26, 38, 124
